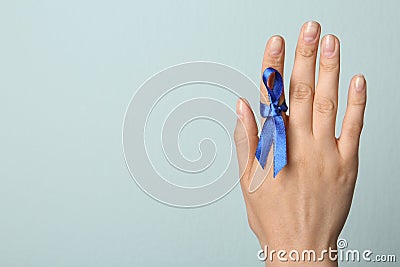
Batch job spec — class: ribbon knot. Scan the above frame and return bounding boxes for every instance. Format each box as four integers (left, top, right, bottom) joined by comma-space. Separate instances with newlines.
255, 67, 288, 177
263, 101, 288, 117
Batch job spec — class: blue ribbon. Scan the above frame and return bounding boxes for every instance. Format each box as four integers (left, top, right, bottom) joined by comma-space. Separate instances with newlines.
255, 67, 288, 177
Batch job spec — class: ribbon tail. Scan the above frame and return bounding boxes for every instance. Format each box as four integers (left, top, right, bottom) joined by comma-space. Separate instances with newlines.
255, 117, 274, 168
273, 116, 287, 177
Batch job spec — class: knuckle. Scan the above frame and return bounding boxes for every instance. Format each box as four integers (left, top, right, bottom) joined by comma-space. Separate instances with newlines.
319, 59, 339, 73
350, 96, 367, 106
291, 154, 312, 176
345, 123, 363, 137
265, 58, 283, 69
233, 127, 248, 145
314, 97, 336, 114
233, 129, 243, 144
290, 82, 313, 102
290, 151, 308, 167
296, 44, 317, 58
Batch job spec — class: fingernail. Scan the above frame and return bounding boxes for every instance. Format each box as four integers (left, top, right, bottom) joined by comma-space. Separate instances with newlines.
236, 98, 245, 119
242, 98, 250, 106
323, 35, 335, 57
354, 75, 365, 92
303, 21, 319, 43
269, 36, 283, 56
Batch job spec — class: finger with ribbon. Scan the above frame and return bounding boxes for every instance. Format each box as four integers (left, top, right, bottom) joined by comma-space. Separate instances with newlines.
255, 67, 288, 178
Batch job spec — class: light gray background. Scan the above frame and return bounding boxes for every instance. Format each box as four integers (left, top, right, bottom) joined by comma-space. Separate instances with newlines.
1, 0, 399, 266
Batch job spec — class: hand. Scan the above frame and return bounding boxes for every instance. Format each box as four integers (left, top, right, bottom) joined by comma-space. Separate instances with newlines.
234, 21, 367, 266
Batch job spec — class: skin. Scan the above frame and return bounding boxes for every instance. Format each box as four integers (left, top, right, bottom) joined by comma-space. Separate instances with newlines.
234, 21, 367, 266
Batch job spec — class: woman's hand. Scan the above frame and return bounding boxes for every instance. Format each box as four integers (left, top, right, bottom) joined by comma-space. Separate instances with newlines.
234, 21, 367, 266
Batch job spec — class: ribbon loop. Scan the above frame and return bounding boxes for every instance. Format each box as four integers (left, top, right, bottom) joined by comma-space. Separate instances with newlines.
255, 67, 288, 177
